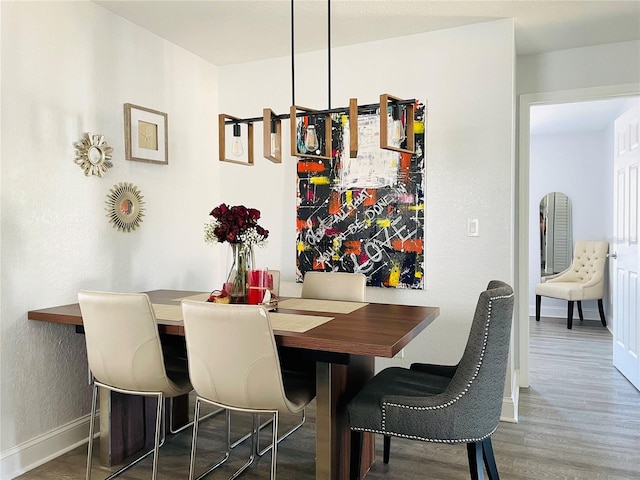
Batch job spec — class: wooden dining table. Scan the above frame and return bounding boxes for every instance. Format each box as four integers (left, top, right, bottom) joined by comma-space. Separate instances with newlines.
28, 289, 439, 480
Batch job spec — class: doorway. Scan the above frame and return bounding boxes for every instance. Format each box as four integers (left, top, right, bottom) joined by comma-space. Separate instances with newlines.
516, 84, 640, 388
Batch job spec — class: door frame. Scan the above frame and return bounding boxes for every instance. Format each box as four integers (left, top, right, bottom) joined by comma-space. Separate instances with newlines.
517, 83, 640, 387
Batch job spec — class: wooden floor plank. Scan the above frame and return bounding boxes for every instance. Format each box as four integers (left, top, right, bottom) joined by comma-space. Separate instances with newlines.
16, 317, 640, 479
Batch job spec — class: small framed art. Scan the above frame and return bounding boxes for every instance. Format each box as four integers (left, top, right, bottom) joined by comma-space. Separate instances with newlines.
124, 103, 168, 164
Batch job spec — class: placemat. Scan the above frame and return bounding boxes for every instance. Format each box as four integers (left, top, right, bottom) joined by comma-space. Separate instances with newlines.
151, 304, 332, 332
152, 304, 184, 324
277, 298, 368, 314
269, 313, 333, 333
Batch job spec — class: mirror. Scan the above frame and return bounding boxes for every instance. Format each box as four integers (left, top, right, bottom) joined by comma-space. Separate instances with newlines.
73, 132, 113, 177
540, 192, 572, 276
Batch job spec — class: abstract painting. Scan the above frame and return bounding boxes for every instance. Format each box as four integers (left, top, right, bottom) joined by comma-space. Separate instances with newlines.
296, 102, 426, 289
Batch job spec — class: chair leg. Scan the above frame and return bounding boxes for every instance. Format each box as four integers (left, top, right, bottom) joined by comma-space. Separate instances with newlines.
535, 295, 541, 322
482, 438, 500, 480
577, 301, 584, 321
90, 384, 165, 480
350, 430, 363, 480
85, 383, 99, 480
567, 301, 574, 329
269, 412, 279, 480
168, 395, 224, 435
598, 299, 607, 327
383, 435, 391, 464
189, 399, 231, 480
466, 442, 485, 480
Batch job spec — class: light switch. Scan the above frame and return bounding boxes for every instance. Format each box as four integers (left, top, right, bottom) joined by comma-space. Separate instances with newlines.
468, 218, 479, 236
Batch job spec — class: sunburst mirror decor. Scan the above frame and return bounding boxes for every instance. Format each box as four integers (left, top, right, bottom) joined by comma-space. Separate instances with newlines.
106, 182, 145, 232
74, 133, 113, 177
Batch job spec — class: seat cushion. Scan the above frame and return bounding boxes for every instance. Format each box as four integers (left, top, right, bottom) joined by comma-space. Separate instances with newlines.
348, 367, 452, 432
535, 281, 585, 301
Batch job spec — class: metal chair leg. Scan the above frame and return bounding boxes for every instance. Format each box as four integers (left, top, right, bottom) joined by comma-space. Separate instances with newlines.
167, 395, 224, 435
87, 382, 165, 480
189, 399, 231, 480
256, 409, 306, 456
85, 383, 98, 480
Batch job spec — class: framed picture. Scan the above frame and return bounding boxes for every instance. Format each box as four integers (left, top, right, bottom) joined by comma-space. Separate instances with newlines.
124, 103, 168, 164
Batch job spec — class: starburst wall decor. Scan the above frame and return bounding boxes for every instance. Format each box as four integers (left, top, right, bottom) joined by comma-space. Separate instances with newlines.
73, 133, 113, 177
106, 182, 145, 232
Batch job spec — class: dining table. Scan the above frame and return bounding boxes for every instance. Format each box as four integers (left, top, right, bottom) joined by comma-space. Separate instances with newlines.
28, 289, 439, 480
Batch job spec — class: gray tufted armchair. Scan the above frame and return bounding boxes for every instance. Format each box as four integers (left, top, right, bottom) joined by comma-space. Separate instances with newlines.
535, 240, 609, 329
347, 280, 514, 480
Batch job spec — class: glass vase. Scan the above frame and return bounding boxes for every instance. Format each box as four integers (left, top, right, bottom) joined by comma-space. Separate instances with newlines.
225, 243, 253, 304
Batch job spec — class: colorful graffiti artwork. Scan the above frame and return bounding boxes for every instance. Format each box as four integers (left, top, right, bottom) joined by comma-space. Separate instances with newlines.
296, 102, 426, 289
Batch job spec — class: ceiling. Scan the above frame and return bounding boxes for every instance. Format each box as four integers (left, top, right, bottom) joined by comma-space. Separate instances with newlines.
94, 0, 640, 66
530, 97, 637, 136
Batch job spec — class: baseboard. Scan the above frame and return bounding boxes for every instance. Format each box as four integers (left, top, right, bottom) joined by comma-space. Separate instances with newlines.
0, 413, 96, 479
500, 368, 519, 423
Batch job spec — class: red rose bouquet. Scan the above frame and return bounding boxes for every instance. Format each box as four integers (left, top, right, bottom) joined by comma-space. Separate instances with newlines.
204, 203, 269, 247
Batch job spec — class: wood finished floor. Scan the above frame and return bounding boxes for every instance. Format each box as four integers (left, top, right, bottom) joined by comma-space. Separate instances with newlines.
17, 317, 640, 479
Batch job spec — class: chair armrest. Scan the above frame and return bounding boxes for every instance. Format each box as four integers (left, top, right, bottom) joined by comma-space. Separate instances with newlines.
409, 363, 457, 378
543, 266, 578, 283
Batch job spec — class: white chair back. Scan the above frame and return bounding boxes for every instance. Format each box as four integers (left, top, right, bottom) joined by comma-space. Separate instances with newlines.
181, 301, 308, 413
301, 272, 366, 302
78, 290, 186, 396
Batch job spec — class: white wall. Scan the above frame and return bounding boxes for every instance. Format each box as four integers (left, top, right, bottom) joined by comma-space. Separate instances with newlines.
0, 1, 220, 476
517, 40, 640, 95
528, 130, 610, 318
217, 19, 516, 370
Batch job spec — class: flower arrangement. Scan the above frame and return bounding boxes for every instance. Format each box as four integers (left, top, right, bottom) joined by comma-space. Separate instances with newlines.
204, 203, 269, 248
204, 203, 269, 304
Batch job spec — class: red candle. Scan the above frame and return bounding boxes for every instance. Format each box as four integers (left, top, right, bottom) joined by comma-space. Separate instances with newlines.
248, 269, 268, 305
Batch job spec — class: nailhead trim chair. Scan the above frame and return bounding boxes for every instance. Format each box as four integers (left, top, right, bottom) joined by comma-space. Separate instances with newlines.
181, 301, 315, 480
78, 290, 193, 480
535, 240, 609, 329
347, 281, 514, 480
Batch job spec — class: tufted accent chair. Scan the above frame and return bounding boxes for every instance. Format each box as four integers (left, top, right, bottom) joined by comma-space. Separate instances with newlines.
347, 281, 514, 480
535, 241, 609, 329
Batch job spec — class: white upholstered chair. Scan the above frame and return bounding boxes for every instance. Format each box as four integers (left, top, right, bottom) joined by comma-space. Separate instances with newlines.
535, 241, 609, 329
78, 290, 193, 480
181, 301, 315, 480
301, 271, 366, 302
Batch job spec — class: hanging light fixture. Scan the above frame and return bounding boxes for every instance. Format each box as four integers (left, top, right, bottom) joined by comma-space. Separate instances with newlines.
218, 114, 254, 165
231, 124, 244, 156
218, 0, 415, 165
263, 108, 282, 163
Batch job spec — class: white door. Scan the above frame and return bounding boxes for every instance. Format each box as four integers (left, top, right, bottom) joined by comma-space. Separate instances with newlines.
612, 102, 640, 390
